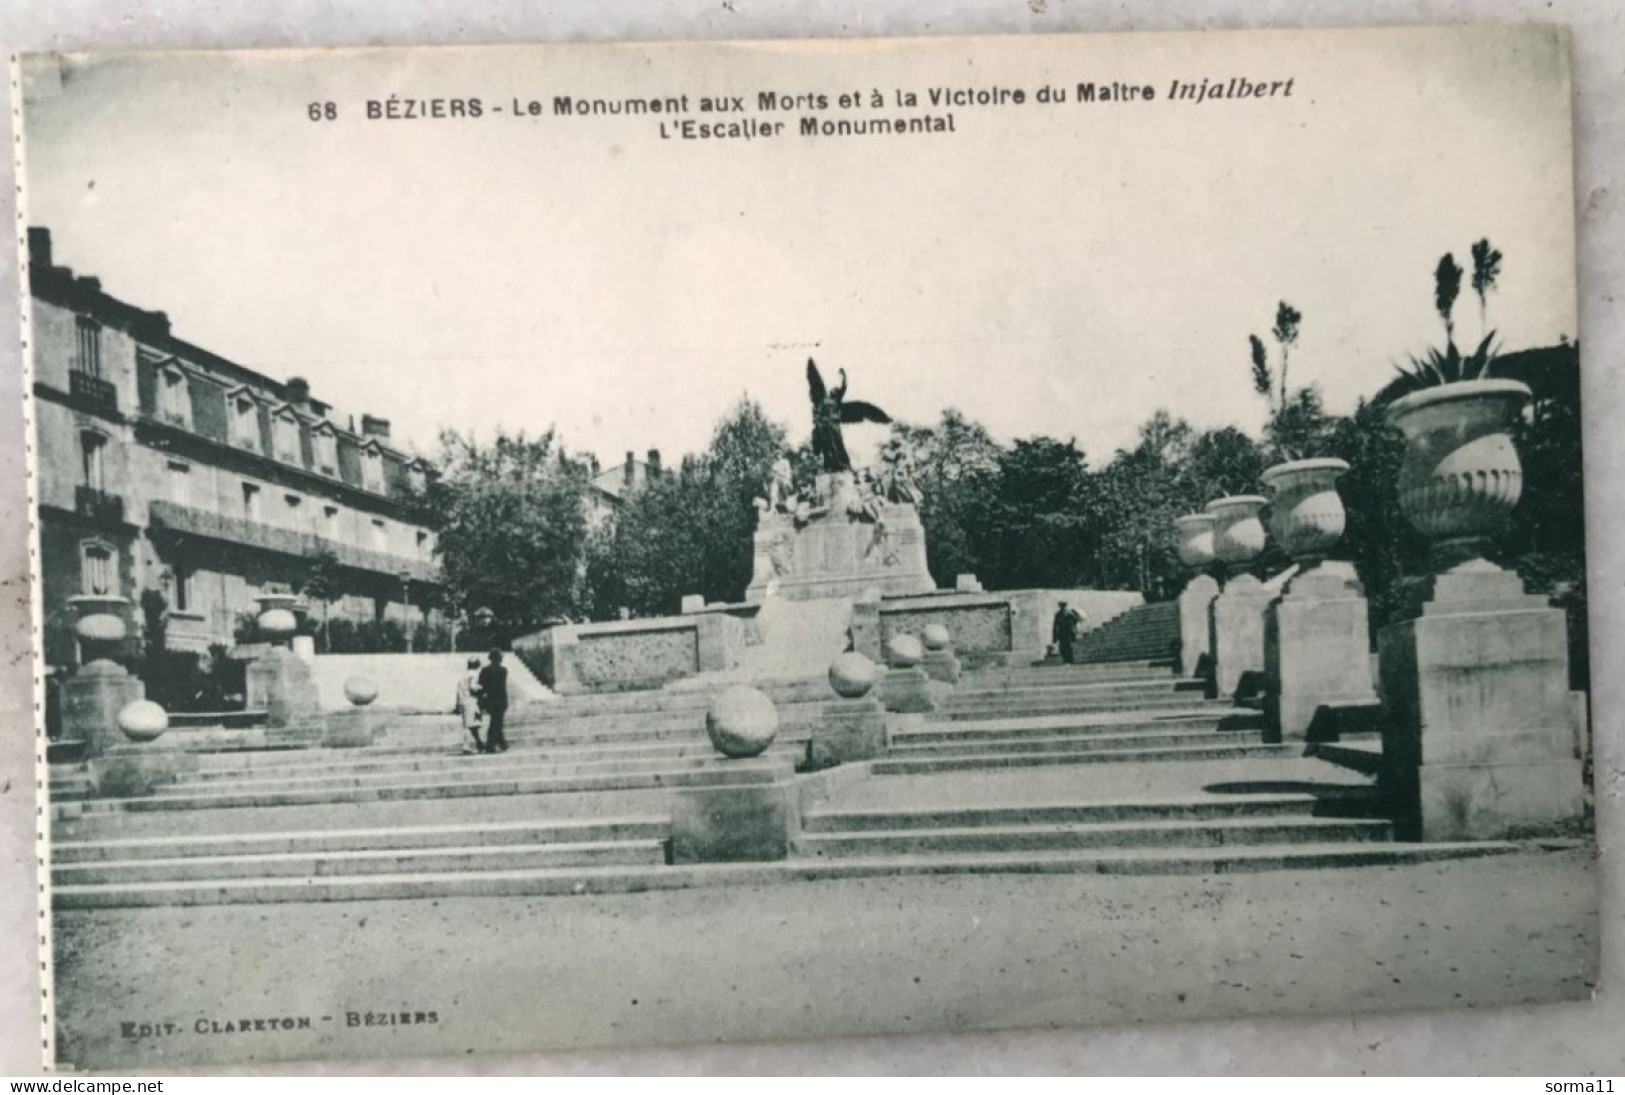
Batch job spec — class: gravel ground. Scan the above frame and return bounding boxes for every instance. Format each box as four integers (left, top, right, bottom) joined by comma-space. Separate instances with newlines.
51, 847, 1597, 1071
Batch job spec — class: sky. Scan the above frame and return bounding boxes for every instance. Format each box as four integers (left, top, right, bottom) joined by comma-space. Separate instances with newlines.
17, 25, 1577, 471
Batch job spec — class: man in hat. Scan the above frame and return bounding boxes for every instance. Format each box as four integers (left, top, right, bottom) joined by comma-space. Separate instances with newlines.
1052, 601, 1087, 665
477, 649, 510, 753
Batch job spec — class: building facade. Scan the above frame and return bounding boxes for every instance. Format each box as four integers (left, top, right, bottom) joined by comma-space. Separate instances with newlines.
586, 449, 662, 527
29, 227, 441, 667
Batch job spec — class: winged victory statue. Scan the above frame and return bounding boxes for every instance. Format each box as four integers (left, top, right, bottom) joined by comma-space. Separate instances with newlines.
806, 358, 893, 473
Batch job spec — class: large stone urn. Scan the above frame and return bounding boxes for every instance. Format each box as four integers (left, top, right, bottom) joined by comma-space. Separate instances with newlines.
1174, 513, 1217, 572
246, 591, 320, 729
1260, 458, 1349, 566
1207, 496, 1268, 574
1386, 379, 1530, 569
1376, 377, 1581, 841
61, 594, 145, 756
1205, 496, 1272, 698
1173, 514, 1220, 680
1259, 459, 1375, 742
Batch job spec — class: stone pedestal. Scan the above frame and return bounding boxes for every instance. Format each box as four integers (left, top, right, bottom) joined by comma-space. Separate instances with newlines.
61, 662, 145, 757
745, 485, 935, 603
323, 708, 383, 748
246, 647, 321, 728
805, 697, 888, 767
848, 598, 883, 662
669, 781, 798, 863
876, 665, 941, 713
921, 648, 962, 685
88, 745, 200, 798
1264, 561, 1377, 742
1209, 574, 1275, 698
1377, 563, 1584, 841
1178, 575, 1220, 680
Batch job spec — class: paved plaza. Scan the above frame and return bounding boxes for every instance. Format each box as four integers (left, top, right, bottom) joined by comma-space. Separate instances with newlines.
54, 846, 1596, 1070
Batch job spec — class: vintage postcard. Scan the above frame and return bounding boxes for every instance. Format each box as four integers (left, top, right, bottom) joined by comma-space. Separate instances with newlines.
14, 24, 1596, 1072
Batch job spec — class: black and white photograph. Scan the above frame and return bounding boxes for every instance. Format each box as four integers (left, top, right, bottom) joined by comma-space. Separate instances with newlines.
12, 23, 1599, 1071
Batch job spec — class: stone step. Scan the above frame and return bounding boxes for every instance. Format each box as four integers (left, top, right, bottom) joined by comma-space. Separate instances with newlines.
50, 785, 681, 844
52, 816, 670, 863
50, 841, 1518, 908
949, 678, 1206, 702
159, 750, 798, 795
182, 738, 803, 783
897, 711, 1260, 744
792, 816, 1392, 858
169, 709, 269, 730
887, 728, 1264, 757
1309, 739, 1385, 775
802, 793, 1326, 832
872, 742, 1299, 775
532, 680, 833, 717
55, 760, 793, 816
966, 664, 1177, 687
53, 838, 669, 885
939, 695, 1227, 720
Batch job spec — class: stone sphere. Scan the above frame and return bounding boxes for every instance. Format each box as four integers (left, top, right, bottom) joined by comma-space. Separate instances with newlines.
75, 613, 127, 643
828, 651, 879, 698
705, 685, 779, 758
257, 608, 298, 639
885, 633, 924, 669
117, 699, 168, 743
343, 675, 379, 707
920, 624, 951, 652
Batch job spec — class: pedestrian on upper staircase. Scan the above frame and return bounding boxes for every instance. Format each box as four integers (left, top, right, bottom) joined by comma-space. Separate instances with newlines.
454, 655, 485, 754
1052, 601, 1087, 665
478, 649, 510, 754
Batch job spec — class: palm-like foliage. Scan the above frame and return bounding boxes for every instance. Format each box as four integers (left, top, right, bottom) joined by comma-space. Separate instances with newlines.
1471, 237, 1503, 334
1434, 253, 1463, 342
1248, 334, 1270, 397
1390, 242, 1504, 394
1245, 300, 1310, 459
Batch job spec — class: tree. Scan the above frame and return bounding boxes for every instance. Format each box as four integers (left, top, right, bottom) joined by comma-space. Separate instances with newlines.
982, 437, 1101, 590
1470, 238, 1503, 338
584, 398, 786, 616
295, 548, 344, 651
890, 409, 1002, 587
426, 428, 593, 639
1247, 301, 1314, 460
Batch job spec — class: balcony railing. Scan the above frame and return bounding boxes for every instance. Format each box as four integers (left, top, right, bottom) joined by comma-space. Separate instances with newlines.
68, 370, 118, 413
148, 500, 437, 582
74, 485, 125, 525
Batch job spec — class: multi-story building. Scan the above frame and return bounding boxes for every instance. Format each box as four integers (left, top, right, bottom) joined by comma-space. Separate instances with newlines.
586, 449, 662, 527
28, 227, 441, 667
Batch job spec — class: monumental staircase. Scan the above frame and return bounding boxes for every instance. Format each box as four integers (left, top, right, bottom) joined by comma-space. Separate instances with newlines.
47, 609, 1514, 908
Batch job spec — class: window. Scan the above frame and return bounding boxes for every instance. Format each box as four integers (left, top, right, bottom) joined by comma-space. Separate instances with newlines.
322, 505, 340, 538
79, 431, 106, 490
241, 482, 261, 521
361, 446, 384, 493
272, 413, 301, 465
166, 461, 191, 506
172, 557, 191, 612
313, 428, 338, 476
80, 541, 114, 596
232, 395, 261, 450
158, 367, 191, 428
370, 518, 388, 551
74, 316, 102, 377
284, 493, 303, 528
416, 529, 429, 558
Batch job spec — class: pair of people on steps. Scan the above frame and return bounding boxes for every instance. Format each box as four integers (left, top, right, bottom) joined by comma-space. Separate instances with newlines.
454, 649, 510, 754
